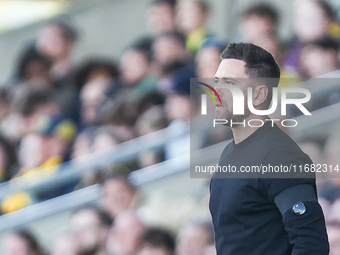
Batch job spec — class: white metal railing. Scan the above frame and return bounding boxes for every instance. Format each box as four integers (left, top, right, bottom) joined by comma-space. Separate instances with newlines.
0, 125, 188, 202
0, 184, 101, 231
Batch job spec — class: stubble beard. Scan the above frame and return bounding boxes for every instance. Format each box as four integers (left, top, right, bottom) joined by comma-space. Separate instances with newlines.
214, 97, 251, 127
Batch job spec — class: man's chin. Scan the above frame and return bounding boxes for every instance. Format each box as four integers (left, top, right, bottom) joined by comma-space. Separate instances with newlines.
214, 108, 229, 120
214, 115, 231, 127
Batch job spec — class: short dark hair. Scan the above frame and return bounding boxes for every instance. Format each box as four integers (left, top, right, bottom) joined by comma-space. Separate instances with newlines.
50, 19, 78, 43
14, 229, 45, 255
152, 0, 177, 8
0, 134, 18, 182
242, 3, 279, 26
73, 205, 113, 227
317, 0, 336, 21
17, 43, 52, 81
130, 37, 154, 63
196, 0, 210, 15
221, 42, 280, 80
15, 88, 54, 117
142, 227, 175, 254
221, 43, 280, 104
74, 57, 120, 90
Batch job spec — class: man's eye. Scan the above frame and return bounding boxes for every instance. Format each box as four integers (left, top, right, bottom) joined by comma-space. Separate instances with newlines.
214, 79, 219, 84
226, 81, 234, 85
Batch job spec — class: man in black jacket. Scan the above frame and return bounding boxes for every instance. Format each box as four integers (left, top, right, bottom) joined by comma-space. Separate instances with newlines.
209, 43, 329, 255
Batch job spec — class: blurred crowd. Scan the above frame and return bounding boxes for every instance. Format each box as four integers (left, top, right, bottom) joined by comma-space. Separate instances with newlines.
1, 0, 340, 254
3, 175, 215, 255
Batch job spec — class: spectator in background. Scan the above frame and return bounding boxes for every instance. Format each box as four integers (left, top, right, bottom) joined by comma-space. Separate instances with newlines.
318, 131, 340, 199
71, 127, 97, 162
238, 3, 283, 66
71, 206, 112, 255
11, 34, 79, 123
0, 89, 10, 124
71, 126, 134, 163
0, 135, 18, 182
196, 37, 227, 78
300, 36, 340, 79
175, 0, 211, 54
134, 91, 166, 117
35, 19, 80, 123
152, 32, 190, 75
80, 77, 113, 126
17, 114, 76, 178
74, 126, 132, 188
251, 34, 283, 68
138, 227, 176, 255
91, 126, 124, 154
14, 44, 53, 88
120, 38, 158, 97
147, 0, 177, 35
164, 66, 194, 159
0, 87, 58, 142
106, 211, 145, 255
12, 88, 59, 136
327, 224, 340, 255
294, 0, 338, 42
317, 130, 340, 247
0, 88, 25, 141
73, 58, 121, 94
51, 232, 76, 255
158, 61, 187, 93
68, 57, 121, 126
93, 91, 162, 173
326, 197, 340, 255
96, 89, 140, 129
101, 176, 139, 219
239, 3, 279, 43
36, 19, 78, 88
176, 220, 214, 255
283, 0, 340, 77
0, 113, 78, 209
135, 106, 168, 168
3, 229, 45, 255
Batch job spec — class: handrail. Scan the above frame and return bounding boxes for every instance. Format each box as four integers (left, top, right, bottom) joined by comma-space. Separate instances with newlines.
0, 140, 228, 231
129, 140, 227, 185
0, 184, 101, 232
0, 125, 188, 201
289, 101, 340, 138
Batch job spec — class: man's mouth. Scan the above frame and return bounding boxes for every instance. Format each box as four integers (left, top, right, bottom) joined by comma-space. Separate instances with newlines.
214, 96, 222, 107
215, 99, 225, 108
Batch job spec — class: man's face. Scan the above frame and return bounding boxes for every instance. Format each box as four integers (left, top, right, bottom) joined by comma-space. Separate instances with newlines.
102, 179, 135, 218
148, 3, 175, 34
176, 226, 211, 255
214, 59, 251, 124
196, 47, 222, 79
37, 26, 69, 59
71, 209, 101, 254
240, 15, 275, 41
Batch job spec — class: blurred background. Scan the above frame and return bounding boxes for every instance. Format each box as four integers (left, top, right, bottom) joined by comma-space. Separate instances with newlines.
1, 0, 340, 254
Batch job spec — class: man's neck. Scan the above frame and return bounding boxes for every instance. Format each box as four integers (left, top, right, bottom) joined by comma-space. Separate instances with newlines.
231, 115, 268, 144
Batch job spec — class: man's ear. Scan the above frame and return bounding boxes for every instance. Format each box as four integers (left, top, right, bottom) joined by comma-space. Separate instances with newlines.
252, 85, 268, 107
